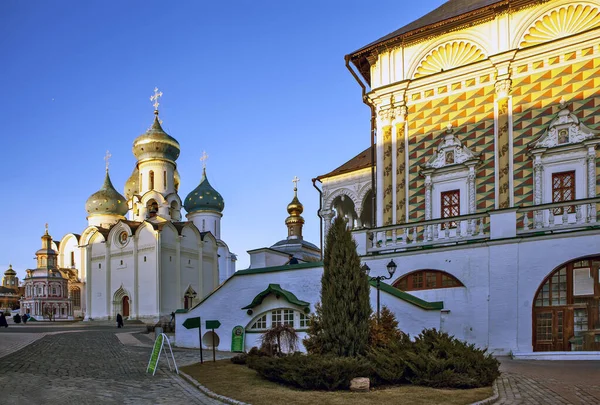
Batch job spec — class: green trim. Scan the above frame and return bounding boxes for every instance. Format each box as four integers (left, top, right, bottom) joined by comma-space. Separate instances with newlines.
371, 280, 443, 310
175, 309, 188, 314
242, 284, 309, 310
236, 261, 323, 276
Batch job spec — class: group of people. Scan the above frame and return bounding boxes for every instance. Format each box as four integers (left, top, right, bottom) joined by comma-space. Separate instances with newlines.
0, 312, 29, 328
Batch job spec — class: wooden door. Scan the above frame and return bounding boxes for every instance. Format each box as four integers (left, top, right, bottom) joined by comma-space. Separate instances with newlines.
122, 296, 130, 317
534, 309, 568, 351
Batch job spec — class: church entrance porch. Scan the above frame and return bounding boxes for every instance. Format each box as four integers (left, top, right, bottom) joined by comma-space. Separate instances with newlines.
533, 256, 600, 352
112, 286, 132, 320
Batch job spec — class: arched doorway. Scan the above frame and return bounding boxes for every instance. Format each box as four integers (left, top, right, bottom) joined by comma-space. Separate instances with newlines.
533, 256, 600, 351
122, 296, 130, 317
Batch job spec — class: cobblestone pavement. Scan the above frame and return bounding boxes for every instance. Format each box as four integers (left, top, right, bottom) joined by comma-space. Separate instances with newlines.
495, 357, 600, 405
0, 327, 224, 405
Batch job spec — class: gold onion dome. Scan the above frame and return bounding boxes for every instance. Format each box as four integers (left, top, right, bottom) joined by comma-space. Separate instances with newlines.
285, 187, 304, 225
86, 171, 128, 216
124, 166, 139, 200
132, 114, 180, 162
4, 264, 16, 276
184, 168, 224, 214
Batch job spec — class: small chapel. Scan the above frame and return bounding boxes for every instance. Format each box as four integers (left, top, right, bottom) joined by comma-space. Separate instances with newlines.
50, 90, 236, 322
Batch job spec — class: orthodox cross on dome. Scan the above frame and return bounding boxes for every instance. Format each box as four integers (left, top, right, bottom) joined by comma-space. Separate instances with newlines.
45, 223, 48, 234
150, 87, 163, 114
104, 150, 112, 172
292, 176, 300, 191
200, 151, 209, 169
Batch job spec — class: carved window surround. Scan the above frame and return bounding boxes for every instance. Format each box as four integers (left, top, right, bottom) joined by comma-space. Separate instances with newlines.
529, 100, 600, 226
421, 126, 481, 236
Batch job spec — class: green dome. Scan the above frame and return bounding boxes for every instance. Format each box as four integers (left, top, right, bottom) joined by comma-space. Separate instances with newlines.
132, 115, 180, 162
184, 169, 224, 214
86, 171, 129, 217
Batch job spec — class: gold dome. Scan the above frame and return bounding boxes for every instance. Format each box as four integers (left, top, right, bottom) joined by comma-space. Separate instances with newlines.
287, 188, 304, 216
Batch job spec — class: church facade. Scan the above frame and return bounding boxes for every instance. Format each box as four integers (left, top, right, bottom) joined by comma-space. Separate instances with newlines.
317, 0, 600, 355
53, 94, 236, 322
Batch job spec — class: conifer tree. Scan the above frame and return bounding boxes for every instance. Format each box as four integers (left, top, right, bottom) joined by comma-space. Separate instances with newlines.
320, 215, 371, 357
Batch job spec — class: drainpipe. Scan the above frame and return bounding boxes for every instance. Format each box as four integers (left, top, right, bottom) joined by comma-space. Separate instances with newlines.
312, 177, 324, 260
345, 55, 376, 228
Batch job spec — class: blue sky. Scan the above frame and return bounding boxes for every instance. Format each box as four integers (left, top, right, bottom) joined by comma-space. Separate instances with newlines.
1, 0, 445, 278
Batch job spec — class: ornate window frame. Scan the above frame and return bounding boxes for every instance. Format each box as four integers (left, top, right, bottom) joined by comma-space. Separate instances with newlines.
529, 100, 600, 225
421, 125, 481, 235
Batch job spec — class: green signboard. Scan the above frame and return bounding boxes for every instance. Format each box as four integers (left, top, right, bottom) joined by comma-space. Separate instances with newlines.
146, 333, 164, 374
231, 325, 245, 352
183, 316, 201, 329
206, 320, 221, 329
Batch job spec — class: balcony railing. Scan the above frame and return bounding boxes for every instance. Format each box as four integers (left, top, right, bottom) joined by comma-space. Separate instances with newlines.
518, 197, 599, 235
366, 212, 490, 253
357, 198, 600, 254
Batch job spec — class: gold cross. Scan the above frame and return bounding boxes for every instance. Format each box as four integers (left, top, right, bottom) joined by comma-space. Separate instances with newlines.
150, 87, 163, 112
200, 151, 209, 169
292, 176, 300, 190
104, 150, 112, 171
45, 223, 48, 234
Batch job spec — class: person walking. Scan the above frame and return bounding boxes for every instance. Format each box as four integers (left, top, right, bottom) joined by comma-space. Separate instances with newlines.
22, 313, 28, 324
116, 313, 124, 328
0, 312, 8, 328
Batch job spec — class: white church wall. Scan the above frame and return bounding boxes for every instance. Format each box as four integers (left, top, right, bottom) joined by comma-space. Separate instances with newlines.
201, 258, 214, 298
58, 234, 80, 270
363, 245, 491, 350
89, 238, 107, 319
248, 250, 290, 269
160, 225, 179, 315
137, 226, 158, 318
175, 266, 323, 351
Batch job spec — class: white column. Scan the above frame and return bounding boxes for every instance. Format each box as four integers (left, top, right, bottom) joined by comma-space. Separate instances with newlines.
105, 242, 111, 319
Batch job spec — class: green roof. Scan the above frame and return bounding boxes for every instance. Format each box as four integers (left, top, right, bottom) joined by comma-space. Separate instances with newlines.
371, 280, 444, 310
242, 284, 310, 310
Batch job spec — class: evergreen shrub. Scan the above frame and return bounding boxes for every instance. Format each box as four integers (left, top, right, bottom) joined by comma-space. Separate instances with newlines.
247, 353, 372, 391
404, 329, 500, 388
230, 353, 248, 365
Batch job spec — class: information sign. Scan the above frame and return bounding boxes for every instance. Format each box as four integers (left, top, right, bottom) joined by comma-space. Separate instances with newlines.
231, 325, 245, 352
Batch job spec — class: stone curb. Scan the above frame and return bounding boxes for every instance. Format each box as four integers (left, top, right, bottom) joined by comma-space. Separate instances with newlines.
469, 378, 500, 405
179, 370, 251, 405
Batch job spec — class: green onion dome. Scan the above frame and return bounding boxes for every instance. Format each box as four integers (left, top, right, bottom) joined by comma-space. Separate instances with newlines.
124, 166, 139, 200
132, 114, 180, 162
184, 168, 224, 214
86, 171, 128, 216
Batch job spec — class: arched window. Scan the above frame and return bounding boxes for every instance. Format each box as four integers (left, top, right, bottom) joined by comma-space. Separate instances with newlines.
533, 256, 600, 352
247, 309, 310, 331
149, 170, 155, 190
394, 270, 463, 291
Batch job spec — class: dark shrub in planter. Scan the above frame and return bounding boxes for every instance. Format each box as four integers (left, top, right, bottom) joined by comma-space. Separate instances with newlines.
366, 338, 412, 385
248, 353, 372, 391
404, 329, 500, 388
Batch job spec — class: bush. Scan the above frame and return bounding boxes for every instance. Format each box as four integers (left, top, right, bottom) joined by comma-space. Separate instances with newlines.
230, 353, 248, 365
260, 324, 299, 356
366, 337, 412, 385
248, 353, 372, 391
368, 306, 405, 349
404, 329, 500, 388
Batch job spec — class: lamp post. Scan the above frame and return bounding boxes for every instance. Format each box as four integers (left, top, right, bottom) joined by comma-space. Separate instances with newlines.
363, 260, 397, 321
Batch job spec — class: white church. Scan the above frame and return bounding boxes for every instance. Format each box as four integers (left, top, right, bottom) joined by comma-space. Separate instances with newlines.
52, 90, 236, 322
176, 0, 600, 358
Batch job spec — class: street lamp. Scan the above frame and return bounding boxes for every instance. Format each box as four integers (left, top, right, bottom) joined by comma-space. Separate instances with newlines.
364, 260, 397, 321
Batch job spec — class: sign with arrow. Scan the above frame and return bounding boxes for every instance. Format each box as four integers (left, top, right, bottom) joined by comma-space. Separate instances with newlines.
205, 320, 221, 329
182, 316, 203, 363
183, 317, 201, 329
